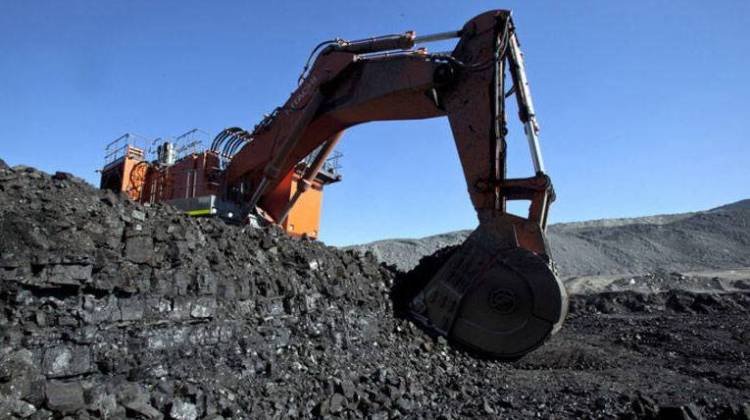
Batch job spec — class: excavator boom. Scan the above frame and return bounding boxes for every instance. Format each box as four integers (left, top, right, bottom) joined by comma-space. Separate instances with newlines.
223, 9, 567, 358
99, 10, 567, 359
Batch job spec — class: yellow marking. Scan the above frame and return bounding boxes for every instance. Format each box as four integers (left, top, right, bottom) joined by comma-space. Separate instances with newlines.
186, 209, 212, 216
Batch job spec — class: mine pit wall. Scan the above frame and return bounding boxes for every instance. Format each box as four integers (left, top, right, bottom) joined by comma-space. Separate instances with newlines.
2, 266, 283, 377
0, 271, 334, 416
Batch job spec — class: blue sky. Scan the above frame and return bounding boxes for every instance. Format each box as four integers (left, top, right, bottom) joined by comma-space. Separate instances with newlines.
1, 1, 748, 246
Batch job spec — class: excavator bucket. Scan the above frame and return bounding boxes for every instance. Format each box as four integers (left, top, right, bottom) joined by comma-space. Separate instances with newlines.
408, 218, 568, 359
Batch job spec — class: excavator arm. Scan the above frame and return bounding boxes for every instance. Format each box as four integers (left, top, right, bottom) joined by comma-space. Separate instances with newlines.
225, 10, 567, 359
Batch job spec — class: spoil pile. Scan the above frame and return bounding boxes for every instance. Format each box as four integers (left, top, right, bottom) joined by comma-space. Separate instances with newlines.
1, 163, 749, 419
349, 202, 750, 280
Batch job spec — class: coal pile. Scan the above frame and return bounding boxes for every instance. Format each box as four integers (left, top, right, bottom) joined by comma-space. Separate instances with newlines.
0, 165, 397, 418
1, 163, 749, 419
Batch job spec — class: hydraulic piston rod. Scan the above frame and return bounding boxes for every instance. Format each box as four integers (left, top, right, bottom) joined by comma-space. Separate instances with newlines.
508, 31, 545, 174
328, 29, 461, 56
245, 91, 326, 215
413, 30, 461, 44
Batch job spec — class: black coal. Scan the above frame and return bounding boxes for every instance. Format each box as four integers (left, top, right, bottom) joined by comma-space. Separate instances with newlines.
0, 164, 748, 419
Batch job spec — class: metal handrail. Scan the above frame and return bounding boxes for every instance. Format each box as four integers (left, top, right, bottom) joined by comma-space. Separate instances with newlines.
104, 133, 149, 165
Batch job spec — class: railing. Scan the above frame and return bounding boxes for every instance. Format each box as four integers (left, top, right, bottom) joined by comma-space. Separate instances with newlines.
146, 129, 211, 163
105, 130, 342, 181
173, 128, 210, 160
304, 146, 342, 175
104, 133, 148, 166
322, 150, 343, 174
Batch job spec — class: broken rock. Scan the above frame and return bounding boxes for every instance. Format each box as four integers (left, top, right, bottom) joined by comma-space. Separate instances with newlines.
169, 399, 198, 420
45, 380, 84, 414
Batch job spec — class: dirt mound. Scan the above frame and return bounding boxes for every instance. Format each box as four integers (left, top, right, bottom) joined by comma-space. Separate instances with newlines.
712, 199, 750, 212
348, 232, 469, 273
550, 206, 750, 279
349, 201, 750, 282
1, 164, 749, 418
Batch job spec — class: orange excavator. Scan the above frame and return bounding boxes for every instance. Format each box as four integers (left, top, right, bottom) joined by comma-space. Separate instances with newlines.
100, 10, 567, 358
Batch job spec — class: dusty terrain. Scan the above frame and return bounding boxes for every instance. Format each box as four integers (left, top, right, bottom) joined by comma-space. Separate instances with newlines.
349, 200, 750, 292
0, 161, 748, 419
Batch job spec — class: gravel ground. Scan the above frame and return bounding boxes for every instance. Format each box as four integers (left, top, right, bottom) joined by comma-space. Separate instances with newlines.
1, 162, 749, 419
